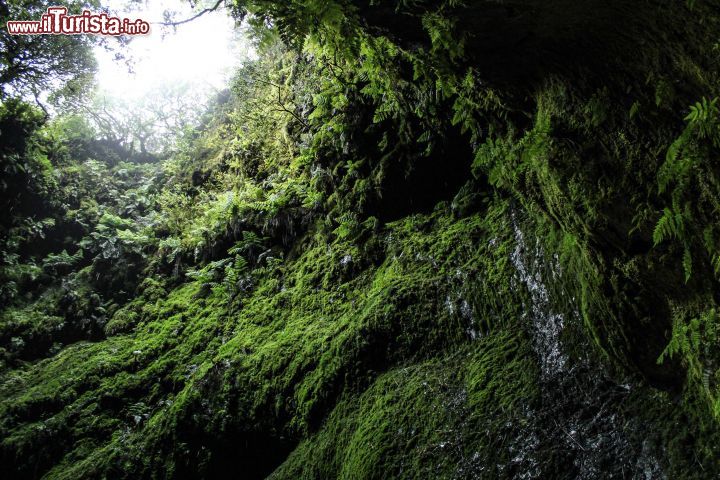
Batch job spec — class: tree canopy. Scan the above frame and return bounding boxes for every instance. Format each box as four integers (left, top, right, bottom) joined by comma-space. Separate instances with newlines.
0, 0, 102, 109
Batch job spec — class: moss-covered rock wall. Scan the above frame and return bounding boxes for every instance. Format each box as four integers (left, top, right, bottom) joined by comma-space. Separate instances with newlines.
2, 0, 720, 478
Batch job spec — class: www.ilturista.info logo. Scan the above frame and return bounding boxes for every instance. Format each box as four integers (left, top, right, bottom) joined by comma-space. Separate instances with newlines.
6, 7, 150, 36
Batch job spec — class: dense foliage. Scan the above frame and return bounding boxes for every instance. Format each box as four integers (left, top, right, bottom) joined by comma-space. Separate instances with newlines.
2, 0, 720, 478
0, 0, 101, 106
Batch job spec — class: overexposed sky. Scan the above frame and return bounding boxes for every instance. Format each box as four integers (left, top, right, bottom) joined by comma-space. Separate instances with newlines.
94, 0, 254, 99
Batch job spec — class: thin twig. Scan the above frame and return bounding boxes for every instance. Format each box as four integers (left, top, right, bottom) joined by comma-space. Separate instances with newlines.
554, 420, 585, 451
155, 0, 224, 27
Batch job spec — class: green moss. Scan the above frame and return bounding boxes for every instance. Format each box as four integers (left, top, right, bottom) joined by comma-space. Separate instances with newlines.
104, 308, 139, 336
3, 1, 720, 476
0, 198, 531, 477
272, 330, 539, 479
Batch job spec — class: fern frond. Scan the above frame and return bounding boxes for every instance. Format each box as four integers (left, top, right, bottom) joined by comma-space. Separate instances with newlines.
653, 208, 676, 245
683, 246, 693, 283
712, 254, 720, 277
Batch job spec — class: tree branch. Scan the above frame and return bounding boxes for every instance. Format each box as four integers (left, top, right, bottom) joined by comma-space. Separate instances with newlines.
157, 0, 225, 27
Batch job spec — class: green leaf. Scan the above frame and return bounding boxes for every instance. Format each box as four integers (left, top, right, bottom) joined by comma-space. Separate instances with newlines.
683, 246, 692, 283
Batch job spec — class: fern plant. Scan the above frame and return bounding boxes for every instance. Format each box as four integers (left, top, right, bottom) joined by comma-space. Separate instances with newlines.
658, 308, 720, 417
654, 97, 720, 282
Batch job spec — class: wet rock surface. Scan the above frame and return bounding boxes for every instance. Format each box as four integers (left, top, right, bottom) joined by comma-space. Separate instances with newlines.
498, 222, 667, 479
